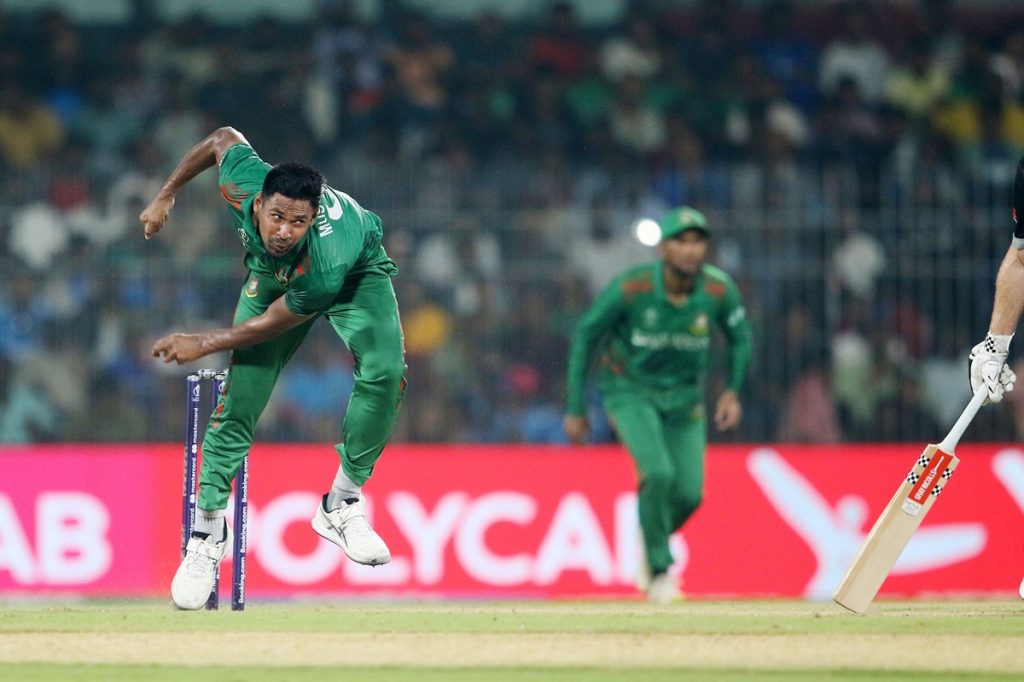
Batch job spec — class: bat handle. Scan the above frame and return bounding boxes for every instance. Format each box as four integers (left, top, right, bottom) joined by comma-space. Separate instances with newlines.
937, 386, 988, 453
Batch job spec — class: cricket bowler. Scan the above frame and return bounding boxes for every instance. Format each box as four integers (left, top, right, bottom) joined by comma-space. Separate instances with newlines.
563, 207, 752, 603
141, 127, 406, 609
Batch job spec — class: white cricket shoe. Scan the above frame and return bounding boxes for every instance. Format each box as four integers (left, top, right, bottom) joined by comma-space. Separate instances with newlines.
171, 525, 231, 610
312, 494, 391, 565
646, 572, 682, 605
1019, 576, 1024, 600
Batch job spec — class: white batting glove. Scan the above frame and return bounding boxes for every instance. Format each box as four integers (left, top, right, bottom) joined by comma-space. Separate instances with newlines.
969, 333, 1016, 404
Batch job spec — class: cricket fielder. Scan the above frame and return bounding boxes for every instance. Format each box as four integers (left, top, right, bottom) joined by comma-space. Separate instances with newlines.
564, 207, 752, 603
141, 127, 406, 609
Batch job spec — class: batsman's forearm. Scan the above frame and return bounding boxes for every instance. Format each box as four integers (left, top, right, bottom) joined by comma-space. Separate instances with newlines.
989, 247, 1024, 335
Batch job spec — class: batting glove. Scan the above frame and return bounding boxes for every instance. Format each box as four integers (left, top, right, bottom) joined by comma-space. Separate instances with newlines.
969, 333, 1017, 404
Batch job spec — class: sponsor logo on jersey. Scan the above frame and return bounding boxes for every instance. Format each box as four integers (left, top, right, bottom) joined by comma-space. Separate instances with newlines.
689, 313, 709, 335
705, 282, 727, 297
317, 187, 344, 237
322, 187, 344, 220
630, 330, 711, 351
274, 267, 295, 286
244, 278, 259, 298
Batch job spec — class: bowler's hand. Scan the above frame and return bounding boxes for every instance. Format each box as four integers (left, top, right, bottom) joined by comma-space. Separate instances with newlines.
140, 194, 175, 240
714, 390, 742, 431
152, 333, 212, 364
564, 415, 589, 444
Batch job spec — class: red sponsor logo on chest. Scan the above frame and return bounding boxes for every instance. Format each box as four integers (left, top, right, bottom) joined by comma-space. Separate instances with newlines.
704, 282, 726, 297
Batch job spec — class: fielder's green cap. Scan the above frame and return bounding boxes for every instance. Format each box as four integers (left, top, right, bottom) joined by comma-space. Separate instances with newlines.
659, 206, 709, 241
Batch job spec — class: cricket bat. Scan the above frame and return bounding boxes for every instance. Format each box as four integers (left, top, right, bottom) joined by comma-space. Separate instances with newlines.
833, 386, 988, 613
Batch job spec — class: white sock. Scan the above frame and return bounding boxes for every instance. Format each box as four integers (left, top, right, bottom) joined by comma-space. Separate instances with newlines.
326, 466, 362, 511
194, 509, 225, 540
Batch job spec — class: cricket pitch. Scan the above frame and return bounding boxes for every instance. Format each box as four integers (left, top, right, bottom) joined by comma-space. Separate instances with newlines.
1, 600, 1021, 681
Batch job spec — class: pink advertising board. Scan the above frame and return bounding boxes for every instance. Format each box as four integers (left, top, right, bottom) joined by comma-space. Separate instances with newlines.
1, 444, 1021, 599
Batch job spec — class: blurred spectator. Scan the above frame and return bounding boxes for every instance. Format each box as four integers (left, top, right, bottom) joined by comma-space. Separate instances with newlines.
566, 195, 650, 296
990, 30, 1024, 99
831, 211, 886, 300
934, 75, 1024, 160
600, 12, 662, 83
386, 11, 455, 157
874, 370, 942, 441
833, 317, 899, 439
522, 69, 577, 155
0, 356, 58, 443
885, 35, 951, 123
0, 274, 46, 360
776, 361, 841, 442
921, 330, 973, 426
33, 10, 88, 126
74, 77, 145, 175
959, 95, 1024, 184
9, 202, 68, 270
138, 14, 219, 86
815, 76, 885, 167
921, 0, 964, 72
724, 63, 810, 157
0, 80, 64, 168
649, 116, 731, 209
678, 0, 744, 91
153, 73, 208, 165
751, 0, 818, 112
456, 12, 513, 84
526, 1, 590, 79
609, 75, 666, 157
310, 0, 386, 146
400, 283, 453, 357
818, 2, 890, 103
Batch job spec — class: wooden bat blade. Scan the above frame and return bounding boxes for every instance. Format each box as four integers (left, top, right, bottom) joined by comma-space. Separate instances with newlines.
833, 444, 959, 613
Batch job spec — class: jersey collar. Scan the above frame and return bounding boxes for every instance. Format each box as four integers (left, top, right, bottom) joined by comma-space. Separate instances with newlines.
653, 261, 704, 305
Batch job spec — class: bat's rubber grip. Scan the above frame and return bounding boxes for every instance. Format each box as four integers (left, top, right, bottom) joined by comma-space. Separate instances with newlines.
937, 386, 988, 453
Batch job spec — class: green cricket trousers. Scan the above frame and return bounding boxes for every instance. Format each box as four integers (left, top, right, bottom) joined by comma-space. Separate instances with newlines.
603, 391, 706, 576
197, 264, 406, 511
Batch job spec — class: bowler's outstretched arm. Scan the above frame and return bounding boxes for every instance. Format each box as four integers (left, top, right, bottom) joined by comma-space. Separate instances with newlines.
140, 127, 250, 239
152, 296, 314, 364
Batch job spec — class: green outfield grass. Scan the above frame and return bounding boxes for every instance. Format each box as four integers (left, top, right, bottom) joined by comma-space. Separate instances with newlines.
1, 600, 1022, 681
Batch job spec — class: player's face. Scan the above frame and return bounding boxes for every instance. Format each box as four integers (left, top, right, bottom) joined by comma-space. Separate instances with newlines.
253, 192, 315, 257
658, 230, 707, 275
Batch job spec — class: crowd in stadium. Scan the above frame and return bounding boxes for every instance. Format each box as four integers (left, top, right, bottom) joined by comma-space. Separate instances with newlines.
3, 0, 1024, 444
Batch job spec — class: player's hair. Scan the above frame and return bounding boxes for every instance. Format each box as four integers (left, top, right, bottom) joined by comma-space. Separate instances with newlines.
262, 163, 325, 213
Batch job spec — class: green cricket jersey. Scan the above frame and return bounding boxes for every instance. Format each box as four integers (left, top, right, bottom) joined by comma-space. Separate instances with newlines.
566, 261, 752, 416
217, 143, 396, 316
